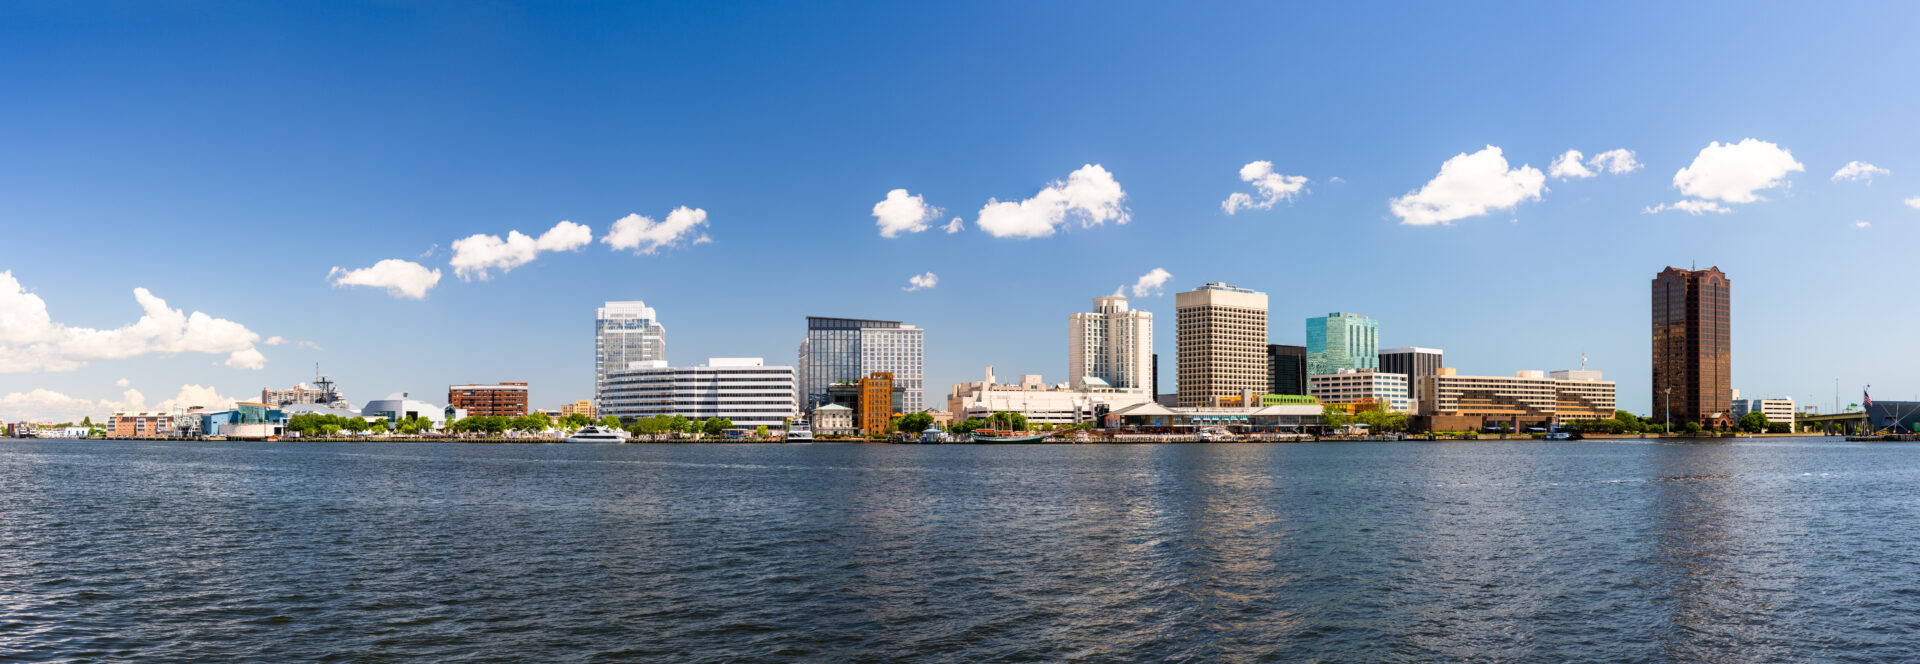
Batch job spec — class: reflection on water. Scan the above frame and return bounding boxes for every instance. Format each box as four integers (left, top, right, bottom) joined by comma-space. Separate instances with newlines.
3, 438, 1920, 661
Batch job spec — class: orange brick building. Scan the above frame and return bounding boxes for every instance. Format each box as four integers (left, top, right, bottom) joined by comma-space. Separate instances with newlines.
448, 382, 530, 417
859, 372, 895, 436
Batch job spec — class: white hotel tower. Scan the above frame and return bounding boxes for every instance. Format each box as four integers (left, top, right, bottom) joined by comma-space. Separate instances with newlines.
596, 301, 667, 410
1068, 295, 1154, 395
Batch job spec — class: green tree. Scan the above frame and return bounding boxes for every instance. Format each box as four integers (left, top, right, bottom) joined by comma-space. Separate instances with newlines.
1738, 410, 1769, 433
1321, 404, 1351, 430
321, 424, 342, 437
754, 425, 769, 438
894, 412, 934, 434
563, 413, 593, 429
1354, 402, 1407, 432
949, 418, 986, 435
599, 415, 622, 429
80, 416, 93, 427
1684, 421, 1704, 434
701, 417, 731, 437
986, 411, 1028, 431
669, 415, 691, 435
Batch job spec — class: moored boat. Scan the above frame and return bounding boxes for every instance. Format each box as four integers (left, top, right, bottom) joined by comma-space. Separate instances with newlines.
565, 425, 631, 443
969, 429, 1051, 443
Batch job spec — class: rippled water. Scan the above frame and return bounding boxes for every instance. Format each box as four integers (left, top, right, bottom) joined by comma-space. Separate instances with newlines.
3, 438, 1918, 662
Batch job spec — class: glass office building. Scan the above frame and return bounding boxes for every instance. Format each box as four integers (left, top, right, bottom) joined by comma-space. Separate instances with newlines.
798, 317, 924, 412
1306, 312, 1378, 377
596, 301, 667, 409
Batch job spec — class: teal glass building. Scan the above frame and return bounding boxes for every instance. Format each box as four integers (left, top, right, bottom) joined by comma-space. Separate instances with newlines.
1306, 312, 1379, 377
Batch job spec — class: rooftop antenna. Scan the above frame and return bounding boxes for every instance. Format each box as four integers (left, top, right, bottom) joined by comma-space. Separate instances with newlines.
1580, 351, 1587, 371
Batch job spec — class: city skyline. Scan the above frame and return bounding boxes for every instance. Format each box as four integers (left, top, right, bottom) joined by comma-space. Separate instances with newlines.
7, 3, 1920, 421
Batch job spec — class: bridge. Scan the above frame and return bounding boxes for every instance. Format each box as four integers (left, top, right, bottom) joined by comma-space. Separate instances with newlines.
1795, 411, 1869, 435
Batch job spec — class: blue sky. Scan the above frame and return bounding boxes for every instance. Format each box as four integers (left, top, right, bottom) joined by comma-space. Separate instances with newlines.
5, 2, 1919, 421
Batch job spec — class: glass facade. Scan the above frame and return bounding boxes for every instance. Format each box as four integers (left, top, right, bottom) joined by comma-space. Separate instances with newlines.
1651, 267, 1731, 425
1267, 344, 1307, 395
799, 317, 923, 412
596, 301, 666, 408
1306, 312, 1379, 377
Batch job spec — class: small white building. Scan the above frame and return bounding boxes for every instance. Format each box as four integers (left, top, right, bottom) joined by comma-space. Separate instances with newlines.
809, 404, 856, 436
602, 357, 798, 429
1309, 368, 1412, 413
1732, 397, 1795, 428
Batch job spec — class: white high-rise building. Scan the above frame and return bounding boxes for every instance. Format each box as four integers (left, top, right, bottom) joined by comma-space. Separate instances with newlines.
1069, 295, 1154, 395
797, 317, 925, 413
596, 301, 667, 409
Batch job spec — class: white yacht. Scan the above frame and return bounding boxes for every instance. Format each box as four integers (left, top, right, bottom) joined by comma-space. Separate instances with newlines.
784, 429, 814, 442
565, 425, 631, 443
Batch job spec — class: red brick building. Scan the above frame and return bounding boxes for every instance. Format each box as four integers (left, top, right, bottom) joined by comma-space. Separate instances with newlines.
449, 382, 530, 418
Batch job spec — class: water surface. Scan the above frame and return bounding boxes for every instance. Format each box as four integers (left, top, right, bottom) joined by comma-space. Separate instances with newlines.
2, 438, 1916, 662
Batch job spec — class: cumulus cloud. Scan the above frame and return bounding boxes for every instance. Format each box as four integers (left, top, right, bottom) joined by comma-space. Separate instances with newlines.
904, 272, 938, 291
976, 164, 1129, 238
116, 377, 130, 388
1855, 221, 1872, 228
0, 388, 111, 422
0, 271, 266, 373
873, 189, 942, 238
0, 383, 203, 422
1549, 150, 1596, 179
1907, 197, 1920, 210
264, 336, 286, 345
1672, 138, 1804, 204
296, 340, 323, 351
1831, 161, 1889, 184
943, 217, 964, 234
1390, 146, 1546, 226
602, 207, 711, 254
1589, 149, 1642, 175
1643, 200, 1730, 215
1123, 268, 1173, 297
155, 384, 237, 412
1553, 148, 1642, 179
1221, 160, 1309, 214
329, 259, 443, 299
450, 220, 593, 280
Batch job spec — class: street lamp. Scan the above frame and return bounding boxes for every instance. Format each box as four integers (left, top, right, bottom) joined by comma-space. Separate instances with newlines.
1664, 387, 1672, 435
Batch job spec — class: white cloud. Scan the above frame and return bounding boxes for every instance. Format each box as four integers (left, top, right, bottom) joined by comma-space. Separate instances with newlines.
0, 271, 266, 373
264, 336, 286, 345
943, 217, 964, 234
329, 259, 443, 299
1643, 200, 1731, 215
1831, 161, 1889, 184
976, 164, 1129, 239
1906, 197, 1920, 210
1549, 150, 1596, 179
1589, 149, 1642, 175
115, 377, 129, 388
1221, 160, 1309, 214
1672, 138, 1804, 204
156, 384, 237, 412
0, 384, 150, 422
1855, 221, 1872, 228
601, 207, 711, 254
1126, 268, 1173, 297
449, 220, 593, 280
904, 272, 938, 291
296, 340, 323, 351
1328, 176, 1347, 184
873, 189, 942, 238
1390, 146, 1546, 226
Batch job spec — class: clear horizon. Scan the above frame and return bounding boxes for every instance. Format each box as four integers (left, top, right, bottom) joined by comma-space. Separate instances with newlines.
6, 2, 1918, 422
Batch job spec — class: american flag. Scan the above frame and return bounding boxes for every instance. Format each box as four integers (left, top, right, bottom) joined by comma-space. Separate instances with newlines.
1865, 389, 1874, 408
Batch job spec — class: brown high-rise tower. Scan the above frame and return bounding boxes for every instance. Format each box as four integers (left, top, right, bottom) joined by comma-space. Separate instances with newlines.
1651, 266, 1731, 427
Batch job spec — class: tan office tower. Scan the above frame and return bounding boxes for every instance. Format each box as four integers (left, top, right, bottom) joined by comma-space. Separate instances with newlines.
1175, 282, 1269, 407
